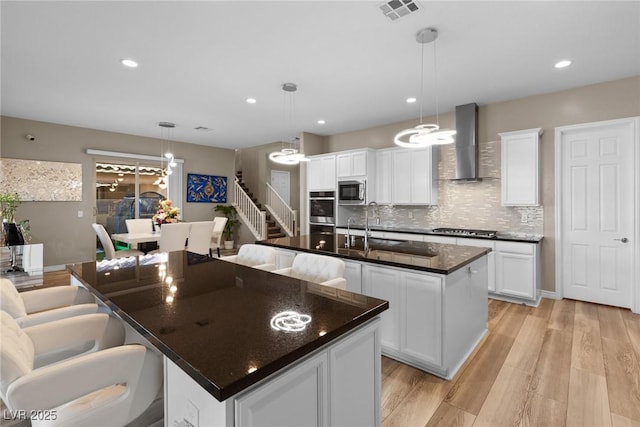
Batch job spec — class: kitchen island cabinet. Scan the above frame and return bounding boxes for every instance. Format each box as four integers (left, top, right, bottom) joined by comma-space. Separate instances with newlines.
69, 252, 387, 427
260, 235, 489, 379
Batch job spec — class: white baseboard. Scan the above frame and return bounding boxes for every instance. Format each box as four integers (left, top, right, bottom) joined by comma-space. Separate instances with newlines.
44, 264, 66, 272
540, 290, 560, 300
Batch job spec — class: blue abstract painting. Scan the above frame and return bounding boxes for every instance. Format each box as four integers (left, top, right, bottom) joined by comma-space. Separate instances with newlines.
186, 173, 227, 203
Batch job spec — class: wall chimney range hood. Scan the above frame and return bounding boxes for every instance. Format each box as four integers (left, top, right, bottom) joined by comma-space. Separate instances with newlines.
453, 103, 481, 181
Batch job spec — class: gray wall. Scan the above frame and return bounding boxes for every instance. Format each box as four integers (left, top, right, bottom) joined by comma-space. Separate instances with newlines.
325, 76, 640, 293
1, 116, 236, 267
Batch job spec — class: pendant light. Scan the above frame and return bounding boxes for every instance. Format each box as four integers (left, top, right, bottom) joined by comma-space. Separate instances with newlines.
154, 121, 175, 189
269, 83, 310, 165
394, 27, 456, 148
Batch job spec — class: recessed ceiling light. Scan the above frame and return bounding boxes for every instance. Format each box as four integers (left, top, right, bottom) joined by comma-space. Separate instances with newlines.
120, 59, 138, 68
406, 97, 417, 103
246, 98, 257, 104
554, 59, 572, 69
317, 120, 326, 125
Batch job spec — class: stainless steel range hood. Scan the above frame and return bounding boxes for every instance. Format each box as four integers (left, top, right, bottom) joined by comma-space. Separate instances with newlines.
453, 103, 480, 181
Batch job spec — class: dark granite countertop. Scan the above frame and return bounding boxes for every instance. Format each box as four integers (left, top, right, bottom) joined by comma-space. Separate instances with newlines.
335, 225, 543, 243
68, 251, 388, 401
258, 234, 490, 275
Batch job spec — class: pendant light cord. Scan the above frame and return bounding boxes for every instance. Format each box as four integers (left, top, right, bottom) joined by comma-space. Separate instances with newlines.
433, 37, 439, 127
419, 39, 425, 125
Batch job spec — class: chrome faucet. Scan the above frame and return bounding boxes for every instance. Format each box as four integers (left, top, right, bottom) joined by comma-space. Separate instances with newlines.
346, 216, 354, 248
364, 201, 379, 256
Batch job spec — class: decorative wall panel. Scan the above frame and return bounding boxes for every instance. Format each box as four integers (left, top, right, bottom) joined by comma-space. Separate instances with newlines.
0, 158, 82, 201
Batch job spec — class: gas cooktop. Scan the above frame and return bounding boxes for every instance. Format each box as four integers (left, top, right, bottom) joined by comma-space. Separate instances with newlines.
431, 228, 498, 238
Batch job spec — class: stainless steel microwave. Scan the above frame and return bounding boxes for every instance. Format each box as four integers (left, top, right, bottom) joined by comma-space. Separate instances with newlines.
338, 180, 366, 205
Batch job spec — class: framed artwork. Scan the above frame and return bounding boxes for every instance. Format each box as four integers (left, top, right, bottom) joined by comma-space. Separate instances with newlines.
0, 158, 82, 201
186, 173, 227, 203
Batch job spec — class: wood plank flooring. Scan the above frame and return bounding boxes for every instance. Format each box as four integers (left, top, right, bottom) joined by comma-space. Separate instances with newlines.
382, 298, 640, 427
4, 272, 640, 427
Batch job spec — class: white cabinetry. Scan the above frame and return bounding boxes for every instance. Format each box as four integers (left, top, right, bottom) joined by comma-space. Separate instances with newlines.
495, 241, 539, 300
362, 258, 487, 379
392, 147, 437, 205
343, 259, 362, 293
500, 128, 542, 206
308, 154, 336, 191
375, 147, 438, 205
336, 150, 369, 179
375, 150, 393, 204
457, 238, 496, 292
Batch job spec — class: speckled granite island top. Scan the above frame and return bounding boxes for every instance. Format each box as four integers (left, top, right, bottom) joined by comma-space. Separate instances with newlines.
68, 252, 388, 401
258, 234, 490, 274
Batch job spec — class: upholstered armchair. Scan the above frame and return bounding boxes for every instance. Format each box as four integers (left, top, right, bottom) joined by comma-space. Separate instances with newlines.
220, 244, 277, 271
0, 278, 98, 328
273, 252, 347, 290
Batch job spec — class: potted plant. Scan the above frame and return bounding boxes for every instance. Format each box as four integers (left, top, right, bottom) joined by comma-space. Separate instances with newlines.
0, 192, 24, 246
214, 204, 239, 249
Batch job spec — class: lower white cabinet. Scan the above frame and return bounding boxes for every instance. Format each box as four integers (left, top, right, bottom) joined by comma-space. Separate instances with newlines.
457, 238, 496, 292
343, 259, 362, 293
166, 319, 382, 427
495, 241, 539, 300
235, 319, 381, 427
362, 259, 486, 379
363, 266, 400, 351
401, 272, 442, 366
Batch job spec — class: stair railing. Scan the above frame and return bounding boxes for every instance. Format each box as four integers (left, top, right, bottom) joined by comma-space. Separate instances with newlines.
232, 177, 267, 240
265, 183, 297, 237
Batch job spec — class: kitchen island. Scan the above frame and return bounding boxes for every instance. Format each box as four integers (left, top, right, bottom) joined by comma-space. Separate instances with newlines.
258, 234, 490, 380
69, 251, 388, 427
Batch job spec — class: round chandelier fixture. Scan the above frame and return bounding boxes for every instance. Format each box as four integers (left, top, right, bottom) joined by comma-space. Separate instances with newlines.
394, 27, 456, 148
268, 83, 310, 165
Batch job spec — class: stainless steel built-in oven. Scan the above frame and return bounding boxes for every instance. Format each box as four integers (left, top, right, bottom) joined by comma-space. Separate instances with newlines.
338, 180, 366, 205
309, 191, 335, 233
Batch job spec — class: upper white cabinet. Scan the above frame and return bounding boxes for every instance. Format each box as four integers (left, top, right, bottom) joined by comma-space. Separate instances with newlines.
308, 154, 336, 191
336, 150, 369, 179
374, 147, 438, 205
375, 149, 393, 204
500, 128, 542, 206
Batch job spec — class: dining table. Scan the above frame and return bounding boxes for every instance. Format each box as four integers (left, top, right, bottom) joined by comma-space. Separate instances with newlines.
111, 231, 161, 245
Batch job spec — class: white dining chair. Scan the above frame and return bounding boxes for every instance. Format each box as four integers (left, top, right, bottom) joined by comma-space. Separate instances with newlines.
92, 224, 144, 260
186, 221, 215, 255
273, 252, 347, 290
220, 244, 277, 271
0, 311, 162, 427
125, 218, 153, 234
1, 278, 98, 328
210, 217, 228, 257
151, 222, 191, 253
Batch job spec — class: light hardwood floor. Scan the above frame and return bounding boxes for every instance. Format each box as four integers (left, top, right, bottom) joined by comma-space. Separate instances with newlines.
10, 272, 640, 427
382, 298, 640, 427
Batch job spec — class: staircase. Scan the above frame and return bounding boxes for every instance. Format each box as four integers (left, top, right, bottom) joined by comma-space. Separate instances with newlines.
235, 171, 286, 239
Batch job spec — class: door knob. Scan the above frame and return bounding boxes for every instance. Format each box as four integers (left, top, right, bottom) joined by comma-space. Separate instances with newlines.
614, 237, 629, 243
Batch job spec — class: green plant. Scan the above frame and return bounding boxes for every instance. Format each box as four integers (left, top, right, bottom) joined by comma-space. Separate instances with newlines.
214, 204, 239, 241
0, 192, 21, 223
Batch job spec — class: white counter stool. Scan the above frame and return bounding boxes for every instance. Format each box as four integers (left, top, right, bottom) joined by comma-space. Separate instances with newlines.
220, 244, 277, 271
186, 221, 215, 255
92, 223, 144, 260
0, 278, 98, 328
273, 252, 347, 290
0, 312, 162, 427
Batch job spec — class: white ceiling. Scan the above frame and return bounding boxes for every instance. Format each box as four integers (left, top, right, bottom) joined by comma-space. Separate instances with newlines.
2, 1, 639, 150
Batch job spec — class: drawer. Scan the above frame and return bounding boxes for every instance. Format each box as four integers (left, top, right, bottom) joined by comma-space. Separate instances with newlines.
457, 238, 495, 250
496, 241, 535, 255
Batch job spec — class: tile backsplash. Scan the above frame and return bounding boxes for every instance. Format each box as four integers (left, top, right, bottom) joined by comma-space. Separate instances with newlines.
342, 140, 543, 234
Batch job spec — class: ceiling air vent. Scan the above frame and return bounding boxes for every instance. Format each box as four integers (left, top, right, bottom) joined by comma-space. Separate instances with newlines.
194, 126, 211, 131
379, 0, 420, 21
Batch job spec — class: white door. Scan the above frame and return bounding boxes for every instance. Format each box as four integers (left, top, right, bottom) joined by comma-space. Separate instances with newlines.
558, 119, 636, 308
271, 170, 290, 205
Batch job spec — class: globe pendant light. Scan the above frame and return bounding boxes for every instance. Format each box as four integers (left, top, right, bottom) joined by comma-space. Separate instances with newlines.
394, 27, 456, 148
269, 83, 310, 165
